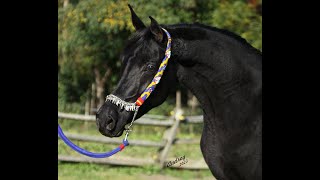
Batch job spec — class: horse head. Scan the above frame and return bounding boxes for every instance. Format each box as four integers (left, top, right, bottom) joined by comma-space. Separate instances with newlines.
96, 5, 177, 137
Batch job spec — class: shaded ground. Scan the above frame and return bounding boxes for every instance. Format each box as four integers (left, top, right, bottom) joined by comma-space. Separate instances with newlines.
139, 174, 215, 180
58, 162, 214, 180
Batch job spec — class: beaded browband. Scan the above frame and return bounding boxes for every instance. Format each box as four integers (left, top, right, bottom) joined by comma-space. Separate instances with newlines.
106, 28, 172, 111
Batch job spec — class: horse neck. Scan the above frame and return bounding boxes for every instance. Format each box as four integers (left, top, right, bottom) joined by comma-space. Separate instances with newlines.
169, 26, 262, 134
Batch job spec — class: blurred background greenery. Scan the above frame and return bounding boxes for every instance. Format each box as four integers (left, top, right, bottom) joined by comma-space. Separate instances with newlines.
58, 0, 261, 179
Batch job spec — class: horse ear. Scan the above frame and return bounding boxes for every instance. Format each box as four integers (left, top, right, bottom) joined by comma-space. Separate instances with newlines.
128, 4, 146, 31
149, 16, 163, 43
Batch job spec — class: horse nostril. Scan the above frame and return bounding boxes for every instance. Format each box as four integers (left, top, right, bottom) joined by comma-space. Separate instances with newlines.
106, 123, 113, 131
106, 115, 116, 131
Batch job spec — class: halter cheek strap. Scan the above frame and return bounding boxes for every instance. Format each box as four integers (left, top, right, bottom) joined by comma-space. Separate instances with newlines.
135, 28, 172, 106
106, 28, 172, 109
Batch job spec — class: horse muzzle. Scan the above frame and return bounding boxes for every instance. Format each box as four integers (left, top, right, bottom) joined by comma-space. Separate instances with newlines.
96, 102, 126, 137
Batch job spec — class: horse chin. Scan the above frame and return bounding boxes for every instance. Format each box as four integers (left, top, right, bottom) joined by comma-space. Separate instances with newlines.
113, 129, 124, 137
102, 128, 124, 138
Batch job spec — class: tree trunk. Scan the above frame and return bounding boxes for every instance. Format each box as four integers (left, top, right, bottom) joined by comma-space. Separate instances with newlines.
63, 0, 69, 7
85, 89, 91, 115
96, 81, 105, 109
90, 83, 96, 115
94, 67, 112, 110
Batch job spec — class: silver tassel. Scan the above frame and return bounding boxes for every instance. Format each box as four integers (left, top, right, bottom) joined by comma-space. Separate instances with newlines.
105, 94, 138, 112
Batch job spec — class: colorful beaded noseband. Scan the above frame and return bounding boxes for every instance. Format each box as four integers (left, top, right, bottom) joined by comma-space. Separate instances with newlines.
58, 28, 172, 158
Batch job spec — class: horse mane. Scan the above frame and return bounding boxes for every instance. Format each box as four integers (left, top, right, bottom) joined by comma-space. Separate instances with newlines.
167, 23, 262, 55
124, 22, 262, 56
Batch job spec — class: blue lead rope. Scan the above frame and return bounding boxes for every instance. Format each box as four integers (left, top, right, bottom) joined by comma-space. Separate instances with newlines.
58, 124, 129, 158
58, 107, 139, 158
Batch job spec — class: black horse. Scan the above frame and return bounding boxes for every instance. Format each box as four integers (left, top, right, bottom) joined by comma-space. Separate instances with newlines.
96, 5, 261, 180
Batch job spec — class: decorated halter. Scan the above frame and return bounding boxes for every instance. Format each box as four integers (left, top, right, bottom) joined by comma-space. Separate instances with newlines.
105, 27, 171, 140
58, 28, 172, 158
106, 27, 172, 110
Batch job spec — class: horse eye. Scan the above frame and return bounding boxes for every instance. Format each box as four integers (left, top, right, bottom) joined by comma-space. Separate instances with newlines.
147, 64, 155, 70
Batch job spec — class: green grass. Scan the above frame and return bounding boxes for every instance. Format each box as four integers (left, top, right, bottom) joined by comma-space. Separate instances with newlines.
58, 162, 213, 180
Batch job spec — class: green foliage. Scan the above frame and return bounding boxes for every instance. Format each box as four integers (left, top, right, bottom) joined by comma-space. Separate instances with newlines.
58, 0, 262, 110
147, 101, 176, 116
130, 0, 217, 24
58, 0, 133, 104
210, 1, 262, 50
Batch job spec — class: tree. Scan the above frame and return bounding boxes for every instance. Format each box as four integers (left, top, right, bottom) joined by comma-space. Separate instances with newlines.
58, 0, 134, 112
58, 0, 262, 113
210, 1, 262, 50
